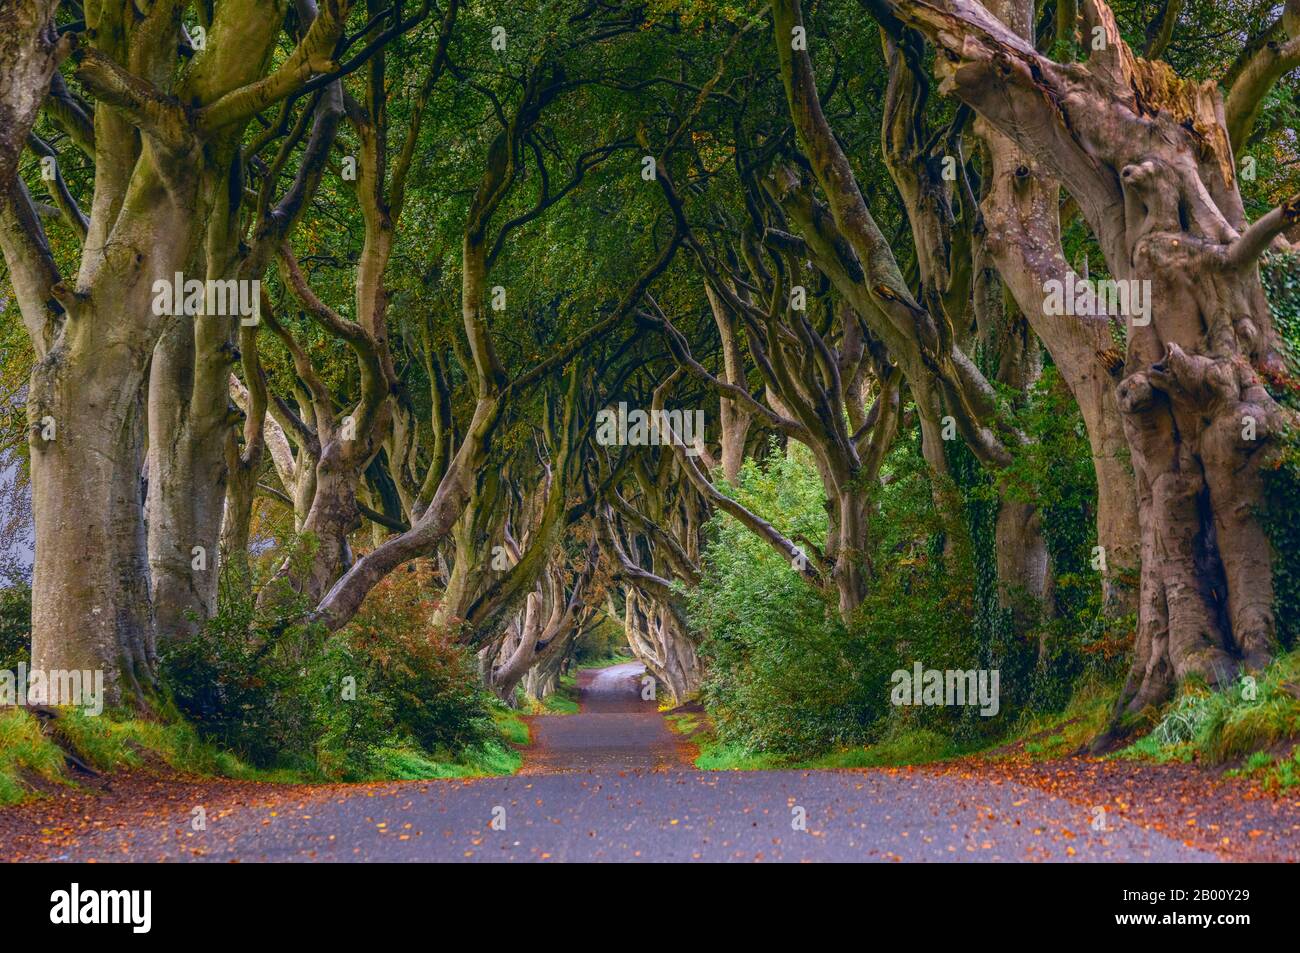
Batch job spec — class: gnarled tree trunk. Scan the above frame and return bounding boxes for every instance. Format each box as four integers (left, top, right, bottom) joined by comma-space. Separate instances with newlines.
890, 0, 1296, 727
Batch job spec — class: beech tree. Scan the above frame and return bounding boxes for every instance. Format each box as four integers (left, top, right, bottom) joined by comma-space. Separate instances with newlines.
1, 0, 367, 703
2, 0, 1297, 731
871, 0, 1298, 725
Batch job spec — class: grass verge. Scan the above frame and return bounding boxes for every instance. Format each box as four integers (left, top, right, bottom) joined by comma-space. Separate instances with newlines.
0, 709, 67, 806
659, 675, 1118, 772
577, 653, 633, 671
0, 701, 531, 806
523, 676, 582, 715
667, 655, 1300, 790
1115, 648, 1300, 789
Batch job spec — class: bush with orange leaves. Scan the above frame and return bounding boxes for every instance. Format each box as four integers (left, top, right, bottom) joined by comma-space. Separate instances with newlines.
164, 556, 494, 777
333, 561, 493, 758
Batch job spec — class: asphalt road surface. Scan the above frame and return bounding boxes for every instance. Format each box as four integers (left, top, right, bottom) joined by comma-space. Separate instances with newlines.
17, 661, 1218, 862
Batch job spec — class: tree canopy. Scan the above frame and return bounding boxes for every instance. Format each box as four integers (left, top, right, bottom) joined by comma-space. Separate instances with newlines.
2, 0, 1299, 756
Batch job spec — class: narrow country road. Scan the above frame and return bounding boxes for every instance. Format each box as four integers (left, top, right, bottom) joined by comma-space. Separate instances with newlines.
1, 662, 1244, 862
521, 662, 687, 774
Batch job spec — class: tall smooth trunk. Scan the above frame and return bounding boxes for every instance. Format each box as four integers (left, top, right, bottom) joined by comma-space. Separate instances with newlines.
146, 313, 232, 642
29, 352, 154, 705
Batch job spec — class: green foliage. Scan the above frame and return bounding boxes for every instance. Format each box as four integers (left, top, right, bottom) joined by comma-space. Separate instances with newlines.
0, 708, 66, 806
1262, 252, 1300, 381
666, 703, 966, 771
338, 583, 494, 762
692, 372, 1123, 763
306, 646, 395, 779
571, 616, 630, 667
49, 706, 298, 781
0, 583, 31, 672
1256, 253, 1300, 652
690, 439, 994, 755
1120, 650, 1300, 772
944, 430, 1030, 730
161, 559, 498, 779
1001, 368, 1131, 699
0, 693, 526, 807
0, 704, 312, 807
0, 549, 523, 802
868, 434, 1023, 747
159, 583, 322, 769
689, 443, 899, 755
1000, 370, 1098, 586
1260, 426, 1300, 650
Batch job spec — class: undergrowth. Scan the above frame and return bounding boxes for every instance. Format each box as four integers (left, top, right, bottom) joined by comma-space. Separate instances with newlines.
0, 701, 528, 807
1117, 649, 1300, 789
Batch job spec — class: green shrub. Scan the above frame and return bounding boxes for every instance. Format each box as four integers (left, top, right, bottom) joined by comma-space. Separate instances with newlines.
1261, 426, 1300, 651
159, 585, 322, 769
691, 445, 876, 753
0, 583, 31, 672
1262, 251, 1300, 380
337, 565, 493, 757
692, 380, 1114, 761
690, 442, 966, 755
1125, 649, 1300, 766
572, 615, 629, 667
161, 558, 495, 778
307, 643, 395, 779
